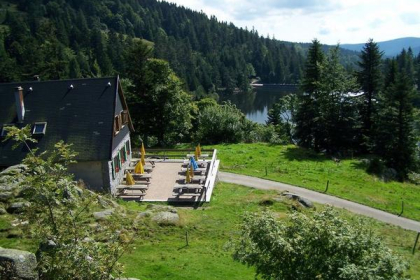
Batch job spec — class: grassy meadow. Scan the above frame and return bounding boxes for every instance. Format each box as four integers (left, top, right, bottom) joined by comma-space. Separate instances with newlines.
208, 143, 420, 221
1, 182, 420, 279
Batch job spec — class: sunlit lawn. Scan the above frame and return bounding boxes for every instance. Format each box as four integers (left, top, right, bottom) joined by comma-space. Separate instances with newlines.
207, 143, 420, 221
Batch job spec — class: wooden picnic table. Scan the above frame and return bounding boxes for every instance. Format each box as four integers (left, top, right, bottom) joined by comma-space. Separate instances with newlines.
126, 165, 153, 171
173, 184, 205, 189
178, 176, 205, 184
181, 167, 206, 172
122, 173, 152, 182
116, 184, 149, 191
186, 154, 209, 158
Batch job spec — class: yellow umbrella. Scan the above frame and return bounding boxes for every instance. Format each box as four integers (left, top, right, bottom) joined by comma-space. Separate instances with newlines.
141, 142, 146, 155
189, 164, 194, 178
185, 166, 191, 183
141, 151, 146, 166
134, 161, 144, 174
140, 142, 146, 165
126, 172, 135, 185
198, 144, 201, 156
194, 147, 199, 161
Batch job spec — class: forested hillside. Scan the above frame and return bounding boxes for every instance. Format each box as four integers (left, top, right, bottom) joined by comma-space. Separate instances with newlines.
0, 0, 358, 94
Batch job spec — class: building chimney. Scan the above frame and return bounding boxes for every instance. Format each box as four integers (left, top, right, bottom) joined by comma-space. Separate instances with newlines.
14, 86, 25, 122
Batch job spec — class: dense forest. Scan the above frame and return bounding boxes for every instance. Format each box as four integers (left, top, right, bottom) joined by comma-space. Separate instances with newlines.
0, 0, 359, 95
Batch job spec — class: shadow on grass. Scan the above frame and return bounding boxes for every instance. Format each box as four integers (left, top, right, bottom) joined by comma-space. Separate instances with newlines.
283, 146, 330, 162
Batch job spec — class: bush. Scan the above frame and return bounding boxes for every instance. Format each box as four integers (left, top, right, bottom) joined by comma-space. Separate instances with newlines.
366, 157, 385, 175
6, 126, 134, 280
232, 207, 409, 280
196, 101, 247, 144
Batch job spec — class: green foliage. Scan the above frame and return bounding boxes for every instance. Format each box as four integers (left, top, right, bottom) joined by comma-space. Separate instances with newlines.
232, 207, 409, 280
5, 126, 134, 280
196, 102, 248, 144
373, 71, 417, 179
357, 39, 384, 147
126, 57, 193, 146
295, 42, 358, 153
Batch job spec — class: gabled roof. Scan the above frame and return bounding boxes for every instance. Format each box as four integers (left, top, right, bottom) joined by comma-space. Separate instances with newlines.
0, 76, 134, 165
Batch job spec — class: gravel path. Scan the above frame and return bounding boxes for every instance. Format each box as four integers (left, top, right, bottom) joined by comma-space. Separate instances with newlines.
219, 172, 420, 232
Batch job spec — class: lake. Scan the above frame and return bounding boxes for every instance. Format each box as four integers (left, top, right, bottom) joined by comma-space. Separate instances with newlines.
220, 85, 298, 124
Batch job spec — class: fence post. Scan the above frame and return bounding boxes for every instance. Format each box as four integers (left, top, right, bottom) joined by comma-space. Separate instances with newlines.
185, 230, 189, 247
413, 232, 420, 255
398, 201, 404, 217
324, 180, 329, 193
265, 167, 268, 176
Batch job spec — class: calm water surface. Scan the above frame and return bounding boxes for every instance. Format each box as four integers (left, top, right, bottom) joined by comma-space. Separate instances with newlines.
220, 85, 298, 124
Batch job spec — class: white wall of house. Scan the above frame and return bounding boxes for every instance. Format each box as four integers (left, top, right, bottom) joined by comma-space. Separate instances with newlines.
108, 132, 132, 195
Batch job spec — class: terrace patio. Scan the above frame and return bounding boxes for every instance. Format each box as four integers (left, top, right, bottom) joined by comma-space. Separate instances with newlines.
116, 149, 219, 203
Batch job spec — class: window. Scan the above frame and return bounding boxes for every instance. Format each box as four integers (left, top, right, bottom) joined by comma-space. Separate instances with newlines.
114, 115, 121, 135
120, 147, 126, 163
0, 124, 13, 137
111, 161, 115, 180
32, 122, 47, 135
121, 110, 129, 125
125, 140, 131, 155
113, 156, 120, 173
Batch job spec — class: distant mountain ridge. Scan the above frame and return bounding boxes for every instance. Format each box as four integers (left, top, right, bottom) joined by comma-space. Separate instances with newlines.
340, 37, 420, 57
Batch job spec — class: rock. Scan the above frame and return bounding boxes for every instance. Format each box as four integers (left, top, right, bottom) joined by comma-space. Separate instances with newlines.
0, 185, 15, 192
151, 211, 179, 226
93, 209, 115, 221
136, 211, 152, 220
282, 192, 313, 208
146, 204, 178, 214
97, 196, 109, 208
0, 192, 13, 202
298, 197, 314, 208
0, 207, 7, 215
7, 202, 31, 214
0, 248, 38, 280
0, 164, 27, 176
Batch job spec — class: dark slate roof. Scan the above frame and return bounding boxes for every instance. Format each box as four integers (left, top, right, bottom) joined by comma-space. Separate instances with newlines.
0, 77, 122, 165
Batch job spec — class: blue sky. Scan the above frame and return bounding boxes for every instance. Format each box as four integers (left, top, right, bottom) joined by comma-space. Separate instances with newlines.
166, 0, 420, 44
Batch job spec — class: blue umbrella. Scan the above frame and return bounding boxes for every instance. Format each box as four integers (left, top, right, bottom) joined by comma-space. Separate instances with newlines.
190, 156, 198, 170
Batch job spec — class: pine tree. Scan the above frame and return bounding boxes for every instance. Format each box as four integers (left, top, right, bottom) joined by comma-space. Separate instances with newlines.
357, 39, 383, 149
294, 39, 324, 150
374, 62, 416, 180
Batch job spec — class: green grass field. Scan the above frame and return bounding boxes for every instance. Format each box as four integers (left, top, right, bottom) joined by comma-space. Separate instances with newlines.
1, 182, 420, 279
120, 183, 420, 279
208, 143, 420, 221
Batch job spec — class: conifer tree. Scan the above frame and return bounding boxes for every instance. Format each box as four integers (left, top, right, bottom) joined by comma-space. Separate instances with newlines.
294, 39, 324, 150
357, 39, 383, 149
374, 61, 416, 180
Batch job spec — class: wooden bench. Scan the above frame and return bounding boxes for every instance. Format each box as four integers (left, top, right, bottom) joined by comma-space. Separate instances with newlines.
125, 165, 153, 172
186, 154, 209, 158
116, 184, 149, 191
178, 175, 205, 183
180, 167, 206, 172
172, 192, 202, 197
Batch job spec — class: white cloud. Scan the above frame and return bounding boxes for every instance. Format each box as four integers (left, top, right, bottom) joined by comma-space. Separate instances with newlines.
166, 0, 420, 44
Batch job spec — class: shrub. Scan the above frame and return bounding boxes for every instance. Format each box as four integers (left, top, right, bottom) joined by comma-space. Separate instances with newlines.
232, 207, 409, 280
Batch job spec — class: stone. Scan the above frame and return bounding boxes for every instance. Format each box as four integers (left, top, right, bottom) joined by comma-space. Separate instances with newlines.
136, 211, 152, 220
298, 197, 314, 208
0, 185, 15, 192
0, 164, 27, 176
0, 192, 13, 202
146, 204, 178, 214
7, 202, 31, 214
97, 196, 109, 208
0, 248, 38, 280
0, 207, 7, 215
282, 192, 313, 208
151, 211, 179, 226
93, 209, 115, 221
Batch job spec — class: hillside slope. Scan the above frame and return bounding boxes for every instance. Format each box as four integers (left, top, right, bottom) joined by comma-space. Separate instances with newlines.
341, 37, 420, 57
0, 0, 359, 93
